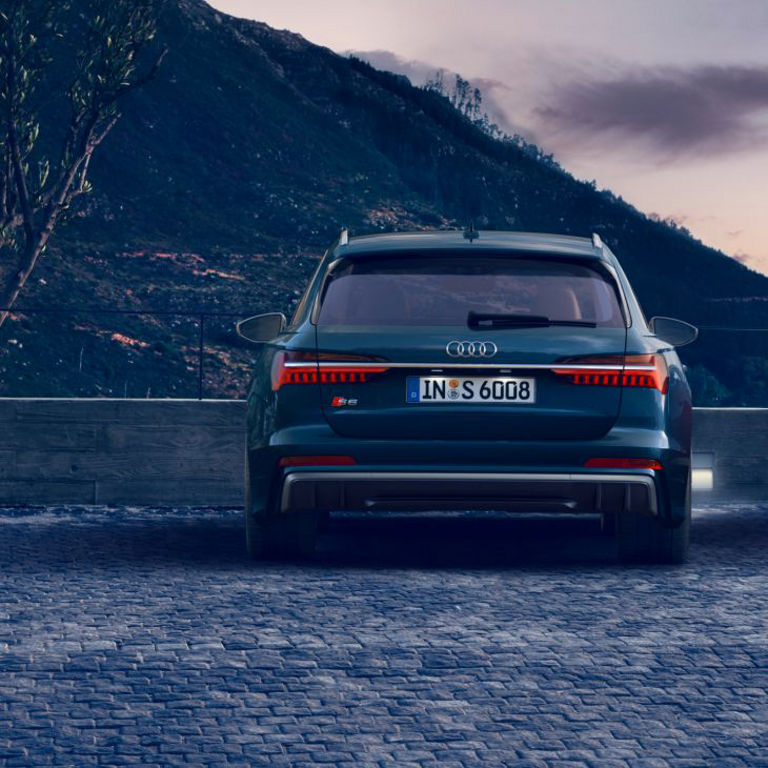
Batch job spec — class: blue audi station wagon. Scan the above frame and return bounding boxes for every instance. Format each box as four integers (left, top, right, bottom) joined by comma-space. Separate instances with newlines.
238, 230, 697, 563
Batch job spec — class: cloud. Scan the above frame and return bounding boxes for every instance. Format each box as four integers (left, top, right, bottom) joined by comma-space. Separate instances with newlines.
346, 50, 768, 164
535, 65, 768, 158
344, 49, 437, 85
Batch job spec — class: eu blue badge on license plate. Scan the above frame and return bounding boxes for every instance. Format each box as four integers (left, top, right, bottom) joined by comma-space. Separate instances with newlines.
406, 376, 421, 403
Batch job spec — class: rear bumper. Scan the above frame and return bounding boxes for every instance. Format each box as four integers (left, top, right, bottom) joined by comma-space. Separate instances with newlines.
280, 471, 658, 516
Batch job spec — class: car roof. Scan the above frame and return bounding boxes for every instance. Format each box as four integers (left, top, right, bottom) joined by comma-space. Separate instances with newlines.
330, 230, 606, 261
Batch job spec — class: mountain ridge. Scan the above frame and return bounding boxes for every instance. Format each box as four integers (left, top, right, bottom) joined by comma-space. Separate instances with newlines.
0, 0, 765, 403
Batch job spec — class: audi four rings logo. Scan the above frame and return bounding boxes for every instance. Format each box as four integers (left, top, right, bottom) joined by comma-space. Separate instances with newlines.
445, 340, 498, 357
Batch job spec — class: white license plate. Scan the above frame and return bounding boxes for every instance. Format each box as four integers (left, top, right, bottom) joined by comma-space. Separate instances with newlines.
406, 376, 536, 403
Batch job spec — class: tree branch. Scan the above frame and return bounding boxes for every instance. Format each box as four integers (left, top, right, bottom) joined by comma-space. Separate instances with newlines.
116, 46, 168, 98
0, 0, 165, 330
5, 44, 34, 244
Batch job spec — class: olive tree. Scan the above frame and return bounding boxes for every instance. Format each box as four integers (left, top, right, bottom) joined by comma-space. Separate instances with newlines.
0, 0, 165, 329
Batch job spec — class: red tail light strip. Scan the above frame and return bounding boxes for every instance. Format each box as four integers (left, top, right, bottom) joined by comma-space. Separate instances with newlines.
276, 366, 387, 388
553, 354, 668, 392
585, 458, 663, 470
279, 455, 357, 467
271, 352, 667, 391
286, 362, 393, 368
282, 361, 654, 370
272, 351, 389, 390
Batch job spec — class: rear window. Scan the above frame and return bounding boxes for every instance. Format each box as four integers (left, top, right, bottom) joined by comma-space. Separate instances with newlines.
317, 256, 625, 327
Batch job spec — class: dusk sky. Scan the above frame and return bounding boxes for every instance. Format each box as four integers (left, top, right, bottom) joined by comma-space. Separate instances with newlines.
210, 1, 768, 276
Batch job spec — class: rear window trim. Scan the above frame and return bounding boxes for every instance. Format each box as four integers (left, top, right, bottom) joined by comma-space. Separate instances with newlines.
287, 256, 326, 330
310, 251, 631, 328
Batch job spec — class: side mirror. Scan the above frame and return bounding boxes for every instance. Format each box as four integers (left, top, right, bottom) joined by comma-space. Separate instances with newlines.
236, 312, 286, 343
649, 316, 698, 347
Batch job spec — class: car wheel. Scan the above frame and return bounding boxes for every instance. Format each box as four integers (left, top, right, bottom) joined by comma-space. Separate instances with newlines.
245, 511, 318, 560
616, 478, 691, 564
243, 448, 262, 559
244, 451, 318, 559
316, 510, 332, 532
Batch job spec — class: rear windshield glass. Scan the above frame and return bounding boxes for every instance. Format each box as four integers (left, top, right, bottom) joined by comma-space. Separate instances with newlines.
317, 256, 625, 327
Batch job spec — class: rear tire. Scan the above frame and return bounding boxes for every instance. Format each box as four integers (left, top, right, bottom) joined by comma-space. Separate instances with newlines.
245, 510, 318, 560
244, 450, 318, 560
616, 478, 691, 564
316, 510, 332, 532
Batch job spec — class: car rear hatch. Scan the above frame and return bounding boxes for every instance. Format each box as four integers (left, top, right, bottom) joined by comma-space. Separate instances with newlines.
312, 253, 630, 441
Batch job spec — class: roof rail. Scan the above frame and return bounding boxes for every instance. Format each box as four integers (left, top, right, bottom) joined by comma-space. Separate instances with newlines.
591, 232, 603, 249
339, 228, 349, 246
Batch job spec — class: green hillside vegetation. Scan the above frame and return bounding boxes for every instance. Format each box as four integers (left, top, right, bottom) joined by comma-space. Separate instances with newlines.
1, 0, 766, 403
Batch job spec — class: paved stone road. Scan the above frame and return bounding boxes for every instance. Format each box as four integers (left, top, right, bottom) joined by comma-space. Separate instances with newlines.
1, 504, 767, 767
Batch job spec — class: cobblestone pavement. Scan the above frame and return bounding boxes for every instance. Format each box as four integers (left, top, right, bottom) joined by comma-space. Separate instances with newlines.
1, 504, 767, 767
